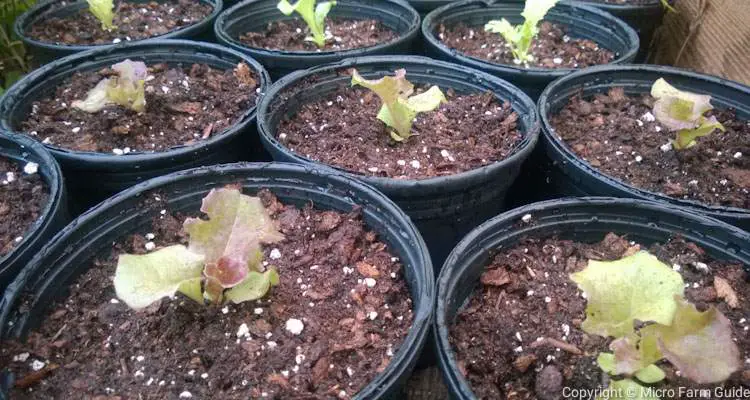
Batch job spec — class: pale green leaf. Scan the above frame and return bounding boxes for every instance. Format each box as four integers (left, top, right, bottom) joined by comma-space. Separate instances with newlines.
72, 79, 111, 113
86, 0, 116, 30
521, 0, 559, 24
673, 116, 725, 149
634, 364, 666, 384
277, 0, 335, 47
651, 78, 717, 135
225, 268, 280, 304
406, 85, 447, 112
570, 251, 684, 338
484, 19, 518, 44
113, 245, 205, 309
597, 379, 659, 400
72, 60, 147, 113
597, 352, 616, 374
485, 0, 558, 62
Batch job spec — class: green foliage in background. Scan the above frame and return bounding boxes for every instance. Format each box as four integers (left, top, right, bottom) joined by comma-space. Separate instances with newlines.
0, 0, 36, 95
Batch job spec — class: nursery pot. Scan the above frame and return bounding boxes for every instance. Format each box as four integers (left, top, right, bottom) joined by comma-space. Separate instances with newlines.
538, 64, 750, 231
422, 0, 639, 99
435, 197, 750, 399
0, 162, 434, 399
0, 132, 67, 293
0, 39, 270, 211
214, 0, 421, 79
256, 55, 539, 268
15, 0, 223, 65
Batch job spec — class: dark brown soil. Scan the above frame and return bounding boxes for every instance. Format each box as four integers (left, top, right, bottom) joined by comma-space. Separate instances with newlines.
0, 189, 413, 399
26, 0, 213, 45
0, 158, 48, 257
239, 18, 397, 52
21, 62, 259, 154
551, 88, 750, 209
276, 85, 522, 179
437, 21, 615, 69
451, 232, 750, 399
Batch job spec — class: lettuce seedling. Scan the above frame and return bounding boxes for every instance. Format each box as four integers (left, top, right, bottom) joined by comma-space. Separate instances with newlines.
277, 0, 336, 48
114, 187, 285, 309
86, 0, 116, 31
484, 0, 559, 64
651, 78, 725, 150
351, 69, 446, 142
72, 59, 147, 113
571, 251, 741, 398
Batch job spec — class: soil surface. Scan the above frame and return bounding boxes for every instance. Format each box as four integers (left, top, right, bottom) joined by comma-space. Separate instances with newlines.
551, 88, 750, 209
239, 18, 397, 52
21, 62, 259, 154
0, 189, 414, 399
276, 84, 523, 179
0, 158, 48, 257
451, 232, 750, 399
437, 21, 615, 69
26, 0, 213, 45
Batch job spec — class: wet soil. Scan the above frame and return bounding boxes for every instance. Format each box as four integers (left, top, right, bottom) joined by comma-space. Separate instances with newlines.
437, 21, 615, 69
451, 232, 750, 399
0, 158, 48, 257
550, 88, 750, 209
239, 18, 397, 52
276, 85, 523, 180
21, 62, 259, 154
26, 0, 213, 46
0, 189, 414, 399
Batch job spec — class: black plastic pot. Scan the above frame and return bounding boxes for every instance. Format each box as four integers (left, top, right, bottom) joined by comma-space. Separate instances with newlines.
15, 0, 223, 65
435, 197, 750, 399
422, 0, 639, 99
0, 162, 434, 399
0, 39, 271, 211
214, 0, 421, 79
257, 55, 539, 268
0, 132, 68, 293
574, 0, 666, 62
537, 64, 750, 231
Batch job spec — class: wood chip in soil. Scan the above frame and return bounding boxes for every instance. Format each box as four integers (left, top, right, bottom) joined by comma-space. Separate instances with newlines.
551, 88, 750, 209
0, 158, 48, 257
0, 189, 414, 399
450, 232, 750, 399
21, 62, 259, 154
26, 0, 213, 45
239, 18, 397, 51
437, 21, 615, 69
276, 85, 522, 179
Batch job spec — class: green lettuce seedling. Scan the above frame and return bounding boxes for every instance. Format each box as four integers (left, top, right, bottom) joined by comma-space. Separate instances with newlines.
571, 251, 741, 399
72, 59, 147, 113
86, 0, 116, 31
114, 187, 285, 309
351, 69, 446, 142
484, 0, 559, 64
651, 78, 725, 149
277, 0, 336, 48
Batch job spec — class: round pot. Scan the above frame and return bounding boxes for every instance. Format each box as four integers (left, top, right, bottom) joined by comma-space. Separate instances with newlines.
0, 162, 434, 399
15, 0, 223, 65
214, 0, 421, 79
422, 0, 639, 99
538, 64, 750, 231
0, 132, 68, 293
256, 55, 539, 268
0, 39, 271, 211
435, 197, 750, 399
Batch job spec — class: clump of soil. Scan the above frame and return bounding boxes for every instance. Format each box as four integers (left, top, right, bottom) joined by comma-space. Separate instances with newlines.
239, 19, 397, 52
276, 85, 523, 180
26, 0, 213, 45
0, 158, 48, 257
0, 189, 414, 399
551, 88, 750, 209
437, 21, 615, 69
21, 62, 259, 154
451, 232, 750, 399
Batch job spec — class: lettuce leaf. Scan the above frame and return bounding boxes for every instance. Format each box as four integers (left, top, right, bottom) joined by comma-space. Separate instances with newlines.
86, 0, 116, 31
485, 0, 559, 63
277, 0, 336, 48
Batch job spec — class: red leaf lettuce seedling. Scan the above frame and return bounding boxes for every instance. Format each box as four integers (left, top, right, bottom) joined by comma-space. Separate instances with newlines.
651, 78, 725, 150
571, 251, 740, 398
484, 0, 559, 65
113, 187, 284, 309
86, 0, 116, 31
277, 0, 336, 48
351, 69, 446, 142
72, 59, 147, 113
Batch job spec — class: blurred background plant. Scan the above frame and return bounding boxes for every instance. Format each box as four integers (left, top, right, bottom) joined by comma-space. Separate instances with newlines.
1, 0, 37, 95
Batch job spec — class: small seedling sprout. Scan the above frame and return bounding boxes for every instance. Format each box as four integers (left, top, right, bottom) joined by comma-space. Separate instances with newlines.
277, 0, 336, 48
484, 0, 559, 64
86, 0, 116, 31
72, 59, 147, 113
